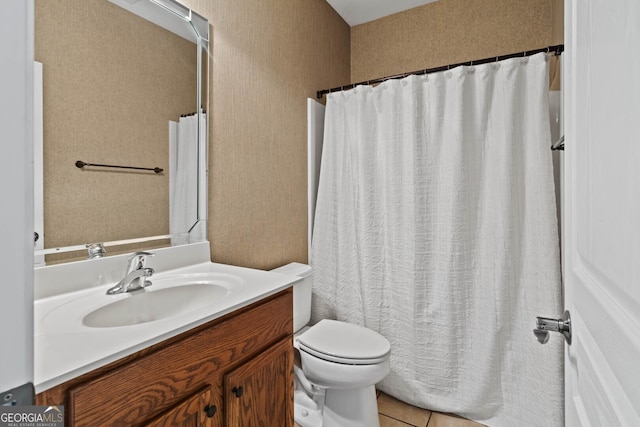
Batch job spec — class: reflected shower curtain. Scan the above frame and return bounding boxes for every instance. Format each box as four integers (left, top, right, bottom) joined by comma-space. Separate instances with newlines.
311, 53, 562, 427
169, 113, 206, 245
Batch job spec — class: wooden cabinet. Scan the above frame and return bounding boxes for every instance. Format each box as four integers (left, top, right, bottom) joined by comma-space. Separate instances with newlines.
145, 387, 213, 427
225, 337, 292, 426
36, 289, 293, 427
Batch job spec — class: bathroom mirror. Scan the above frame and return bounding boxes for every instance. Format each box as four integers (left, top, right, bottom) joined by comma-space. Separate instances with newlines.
34, 0, 209, 264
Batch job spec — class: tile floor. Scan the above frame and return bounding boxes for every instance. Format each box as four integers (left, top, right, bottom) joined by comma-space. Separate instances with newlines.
376, 392, 485, 427
295, 391, 485, 427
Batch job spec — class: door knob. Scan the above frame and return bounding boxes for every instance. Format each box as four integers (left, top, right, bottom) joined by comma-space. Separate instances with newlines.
533, 310, 571, 345
204, 405, 217, 417
232, 386, 243, 398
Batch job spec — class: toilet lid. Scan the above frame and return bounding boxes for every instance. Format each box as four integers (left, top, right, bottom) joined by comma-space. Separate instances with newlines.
296, 319, 390, 365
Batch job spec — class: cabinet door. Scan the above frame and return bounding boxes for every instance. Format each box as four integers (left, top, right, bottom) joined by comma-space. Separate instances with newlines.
144, 386, 218, 427
224, 337, 293, 427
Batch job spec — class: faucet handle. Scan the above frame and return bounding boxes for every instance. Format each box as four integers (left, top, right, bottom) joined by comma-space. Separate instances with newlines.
126, 251, 155, 272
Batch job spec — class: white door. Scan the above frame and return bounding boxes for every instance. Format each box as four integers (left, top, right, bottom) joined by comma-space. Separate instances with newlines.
0, 0, 34, 402
563, 0, 640, 425
34, 62, 45, 267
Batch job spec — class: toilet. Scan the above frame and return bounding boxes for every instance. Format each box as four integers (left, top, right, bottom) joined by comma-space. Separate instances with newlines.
270, 263, 391, 427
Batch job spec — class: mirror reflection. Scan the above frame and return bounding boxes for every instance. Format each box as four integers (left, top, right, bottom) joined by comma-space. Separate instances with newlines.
34, 0, 208, 264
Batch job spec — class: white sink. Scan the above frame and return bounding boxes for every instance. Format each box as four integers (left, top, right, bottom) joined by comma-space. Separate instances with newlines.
40, 272, 243, 332
83, 282, 230, 328
34, 251, 300, 392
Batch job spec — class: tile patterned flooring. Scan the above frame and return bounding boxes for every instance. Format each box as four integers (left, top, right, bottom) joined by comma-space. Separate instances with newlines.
376, 392, 485, 427
295, 391, 485, 427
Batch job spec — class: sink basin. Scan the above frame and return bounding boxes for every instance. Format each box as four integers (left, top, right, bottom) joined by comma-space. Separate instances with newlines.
40, 272, 244, 331
83, 283, 229, 328
34, 255, 301, 392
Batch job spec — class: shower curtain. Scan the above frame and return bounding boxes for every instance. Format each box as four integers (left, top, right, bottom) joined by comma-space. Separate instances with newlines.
169, 113, 206, 245
311, 53, 563, 427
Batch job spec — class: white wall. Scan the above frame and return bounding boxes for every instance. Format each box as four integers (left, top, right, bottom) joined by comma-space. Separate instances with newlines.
307, 99, 325, 262
0, 0, 34, 392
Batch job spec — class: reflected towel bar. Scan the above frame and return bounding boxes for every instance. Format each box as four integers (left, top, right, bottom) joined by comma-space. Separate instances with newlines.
75, 160, 163, 174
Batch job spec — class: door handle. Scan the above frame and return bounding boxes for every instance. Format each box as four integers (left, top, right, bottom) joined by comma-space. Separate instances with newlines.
533, 310, 571, 345
204, 404, 217, 417
232, 386, 243, 398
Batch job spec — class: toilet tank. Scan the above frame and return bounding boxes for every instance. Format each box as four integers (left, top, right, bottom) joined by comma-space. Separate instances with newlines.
270, 262, 312, 333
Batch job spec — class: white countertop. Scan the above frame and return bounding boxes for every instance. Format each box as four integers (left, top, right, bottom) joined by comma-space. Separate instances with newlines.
34, 250, 299, 393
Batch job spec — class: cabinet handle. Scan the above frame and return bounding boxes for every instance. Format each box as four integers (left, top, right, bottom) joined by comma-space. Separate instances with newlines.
204, 405, 217, 417
232, 386, 243, 398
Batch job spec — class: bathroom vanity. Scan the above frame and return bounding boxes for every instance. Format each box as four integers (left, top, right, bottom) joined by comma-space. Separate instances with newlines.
37, 290, 293, 426
34, 243, 298, 426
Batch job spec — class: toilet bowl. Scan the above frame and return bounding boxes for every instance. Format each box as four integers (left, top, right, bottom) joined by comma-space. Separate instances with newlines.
270, 263, 391, 427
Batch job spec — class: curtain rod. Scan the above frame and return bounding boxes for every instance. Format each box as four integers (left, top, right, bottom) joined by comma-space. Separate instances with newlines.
317, 44, 564, 99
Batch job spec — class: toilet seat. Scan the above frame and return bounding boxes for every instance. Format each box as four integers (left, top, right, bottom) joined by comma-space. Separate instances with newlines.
296, 319, 390, 365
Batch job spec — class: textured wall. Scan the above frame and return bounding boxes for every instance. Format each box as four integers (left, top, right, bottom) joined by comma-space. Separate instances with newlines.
551, 0, 563, 45
39, 0, 559, 269
550, 0, 563, 90
351, 0, 554, 83
35, 0, 196, 251
180, 0, 350, 269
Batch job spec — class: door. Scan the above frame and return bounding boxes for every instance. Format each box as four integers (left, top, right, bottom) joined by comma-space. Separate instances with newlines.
224, 337, 293, 427
144, 387, 215, 427
564, 0, 640, 425
34, 61, 45, 267
0, 0, 35, 401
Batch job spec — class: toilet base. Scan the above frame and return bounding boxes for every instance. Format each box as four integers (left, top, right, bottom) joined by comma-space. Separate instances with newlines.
294, 385, 380, 427
294, 390, 323, 427
322, 385, 380, 427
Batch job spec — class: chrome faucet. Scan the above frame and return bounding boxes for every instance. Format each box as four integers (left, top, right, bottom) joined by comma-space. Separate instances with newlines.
106, 251, 155, 295
86, 243, 106, 259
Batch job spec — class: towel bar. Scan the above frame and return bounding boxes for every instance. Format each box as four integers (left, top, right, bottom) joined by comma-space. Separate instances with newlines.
75, 160, 163, 174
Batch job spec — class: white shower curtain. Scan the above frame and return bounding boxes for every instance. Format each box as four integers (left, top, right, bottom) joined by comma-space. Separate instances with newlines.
311, 53, 563, 427
169, 113, 206, 245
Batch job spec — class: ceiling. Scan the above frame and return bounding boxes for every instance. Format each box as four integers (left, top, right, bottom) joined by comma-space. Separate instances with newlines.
325, 0, 439, 26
